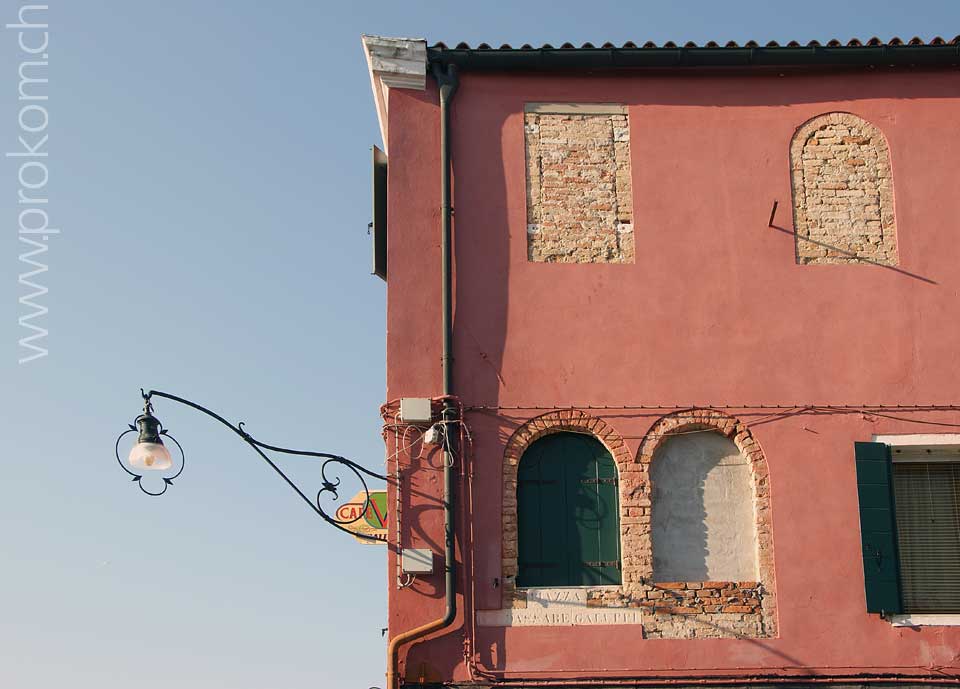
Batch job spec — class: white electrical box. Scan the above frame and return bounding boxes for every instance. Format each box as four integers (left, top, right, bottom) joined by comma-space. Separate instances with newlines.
402, 548, 434, 574
399, 398, 432, 423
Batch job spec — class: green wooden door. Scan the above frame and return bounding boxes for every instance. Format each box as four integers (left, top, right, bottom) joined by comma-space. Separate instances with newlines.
517, 433, 621, 587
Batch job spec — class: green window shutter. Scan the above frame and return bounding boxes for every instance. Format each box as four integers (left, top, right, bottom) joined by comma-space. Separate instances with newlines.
854, 441, 903, 614
517, 437, 567, 587
517, 433, 621, 587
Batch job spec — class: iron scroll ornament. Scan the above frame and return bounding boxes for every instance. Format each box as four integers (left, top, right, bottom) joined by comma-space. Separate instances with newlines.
114, 390, 388, 540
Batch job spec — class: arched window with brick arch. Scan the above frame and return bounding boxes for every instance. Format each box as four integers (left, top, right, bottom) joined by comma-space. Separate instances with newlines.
790, 112, 897, 266
649, 431, 758, 582
516, 432, 622, 587
637, 409, 777, 637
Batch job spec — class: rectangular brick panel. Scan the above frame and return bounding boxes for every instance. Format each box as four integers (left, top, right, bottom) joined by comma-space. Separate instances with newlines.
525, 108, 634, 263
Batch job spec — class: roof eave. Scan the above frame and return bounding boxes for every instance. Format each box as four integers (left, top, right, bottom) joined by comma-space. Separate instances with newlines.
427, 44, 960, 71
362, 35, 427, 152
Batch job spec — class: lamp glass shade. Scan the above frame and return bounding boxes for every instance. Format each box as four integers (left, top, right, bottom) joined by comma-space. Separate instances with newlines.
128, 441, 173, 471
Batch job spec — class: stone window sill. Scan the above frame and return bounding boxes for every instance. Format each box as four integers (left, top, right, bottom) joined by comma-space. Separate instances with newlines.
888, 614, 960, 627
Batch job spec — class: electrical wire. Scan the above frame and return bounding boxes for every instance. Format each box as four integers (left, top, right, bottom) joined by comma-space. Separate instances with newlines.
465, 403, 960, 439
467, 403, 960, 412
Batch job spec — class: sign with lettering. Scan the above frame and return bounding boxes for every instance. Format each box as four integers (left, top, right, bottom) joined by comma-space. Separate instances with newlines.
477, 587, 643, 627
334, 490, 388, 545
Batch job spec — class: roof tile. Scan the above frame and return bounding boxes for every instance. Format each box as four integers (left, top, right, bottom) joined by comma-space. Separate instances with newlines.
428, 36, 960, 51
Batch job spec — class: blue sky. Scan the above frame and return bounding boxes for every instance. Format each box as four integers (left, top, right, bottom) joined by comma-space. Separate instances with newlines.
1, 1, 957, 687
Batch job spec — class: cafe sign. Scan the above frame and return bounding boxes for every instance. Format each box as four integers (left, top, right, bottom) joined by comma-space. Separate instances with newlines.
334, 490, 388, 544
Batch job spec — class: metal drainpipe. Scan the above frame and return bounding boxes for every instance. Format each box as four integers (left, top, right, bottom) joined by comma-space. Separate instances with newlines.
386, 61, 459, 689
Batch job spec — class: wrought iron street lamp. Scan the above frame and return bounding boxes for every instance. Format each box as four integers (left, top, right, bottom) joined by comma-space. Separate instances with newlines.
116, 389, 387, 540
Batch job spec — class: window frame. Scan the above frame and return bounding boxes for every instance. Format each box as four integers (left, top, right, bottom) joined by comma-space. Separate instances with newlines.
873, 433, 960, 626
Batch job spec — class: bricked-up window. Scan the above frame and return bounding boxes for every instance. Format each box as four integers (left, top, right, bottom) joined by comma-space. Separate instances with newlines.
790, 112, 897, 266
650, 433, 759, 582
516, 433, 621, 587
524, 104, 633, 263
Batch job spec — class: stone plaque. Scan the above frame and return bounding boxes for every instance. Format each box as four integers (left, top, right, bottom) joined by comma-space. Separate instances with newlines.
477, 588, 643, 627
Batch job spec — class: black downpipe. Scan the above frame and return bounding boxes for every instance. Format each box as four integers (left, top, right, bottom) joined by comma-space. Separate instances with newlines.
434, 61, 459, 628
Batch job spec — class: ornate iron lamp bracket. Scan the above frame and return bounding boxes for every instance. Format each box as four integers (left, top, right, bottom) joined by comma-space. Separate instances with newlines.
114, 389, 388, 541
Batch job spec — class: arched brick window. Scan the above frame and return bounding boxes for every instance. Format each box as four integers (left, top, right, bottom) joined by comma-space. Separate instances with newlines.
650, 431, 758, 582
790, 112, 897, 266
495, 409, 776, 638
517, 432, 621, 587
638, 409, 777, 637
501, 410, 634, 600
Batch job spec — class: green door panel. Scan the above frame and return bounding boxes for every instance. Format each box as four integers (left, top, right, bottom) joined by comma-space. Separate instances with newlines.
517, 433, 621, 587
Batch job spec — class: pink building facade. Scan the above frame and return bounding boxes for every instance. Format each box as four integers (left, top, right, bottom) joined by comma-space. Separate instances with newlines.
363, 35, 960, 689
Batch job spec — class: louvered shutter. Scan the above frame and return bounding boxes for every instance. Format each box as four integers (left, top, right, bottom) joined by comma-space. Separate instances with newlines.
854, 441, 903, 614
891, 459, 960, 613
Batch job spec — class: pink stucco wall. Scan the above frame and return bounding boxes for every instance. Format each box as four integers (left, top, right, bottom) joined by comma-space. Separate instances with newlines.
385, 68, 960, 684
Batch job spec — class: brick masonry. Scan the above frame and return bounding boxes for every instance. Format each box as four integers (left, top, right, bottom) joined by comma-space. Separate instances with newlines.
524, 109, 634, 263
790, 112, 897, 266
502, 409, 777, 638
